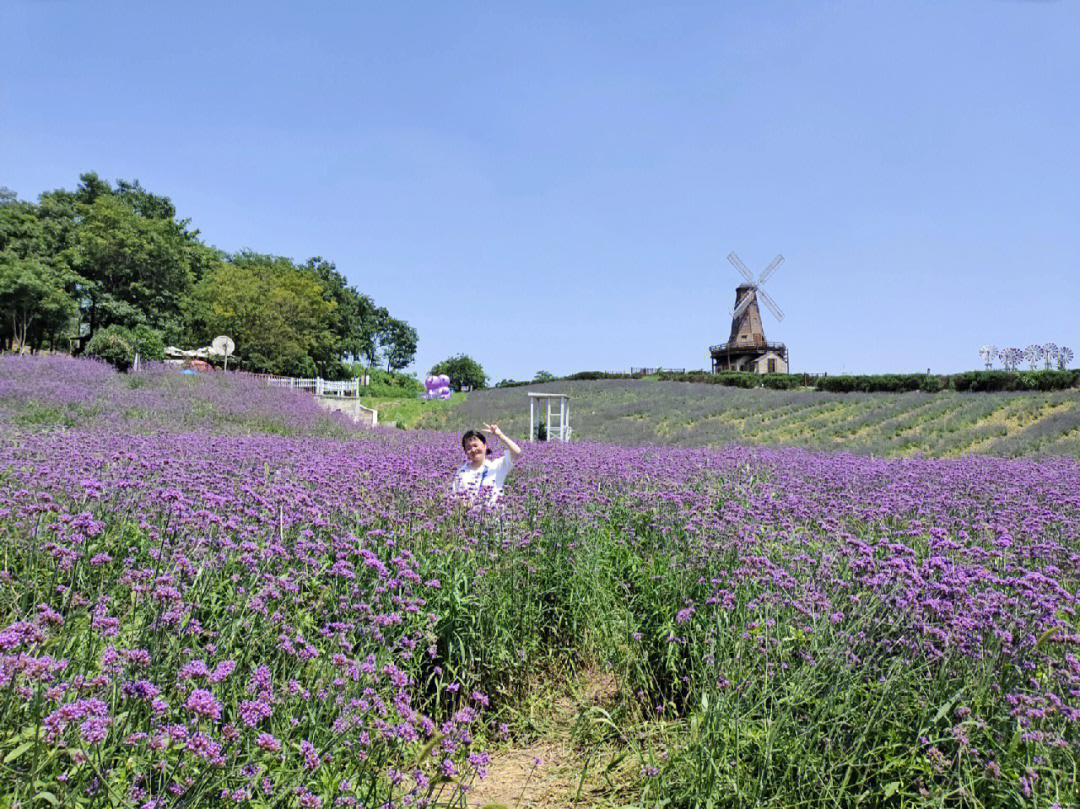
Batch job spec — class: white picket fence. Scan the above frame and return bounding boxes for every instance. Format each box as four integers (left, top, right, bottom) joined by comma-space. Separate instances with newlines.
261, 376, 364, 398
253, 374, 379, 426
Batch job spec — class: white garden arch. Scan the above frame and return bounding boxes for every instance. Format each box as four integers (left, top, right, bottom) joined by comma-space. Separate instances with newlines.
528, 393, 570, 442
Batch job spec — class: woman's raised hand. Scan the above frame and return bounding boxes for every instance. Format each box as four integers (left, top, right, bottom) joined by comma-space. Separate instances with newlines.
482, 422, 501, 438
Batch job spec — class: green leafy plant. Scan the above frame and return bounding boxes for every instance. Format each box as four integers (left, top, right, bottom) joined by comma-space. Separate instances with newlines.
430, 354, 487, 391
84, 324, 136, 371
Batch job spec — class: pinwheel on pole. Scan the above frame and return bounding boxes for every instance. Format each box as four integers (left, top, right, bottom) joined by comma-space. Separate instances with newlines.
978, 345, 997, 370
1059, 346, 1074, 370
1024, 345, 1043, 371
1042, 343, 1059, 370
1000, 348, 1023, 372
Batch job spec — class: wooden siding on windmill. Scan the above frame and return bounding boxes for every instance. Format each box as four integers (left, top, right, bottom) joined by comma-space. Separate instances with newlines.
730, 285, 767, 346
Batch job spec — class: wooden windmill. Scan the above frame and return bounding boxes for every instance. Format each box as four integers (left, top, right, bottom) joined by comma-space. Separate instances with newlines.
709, 252, 790, 374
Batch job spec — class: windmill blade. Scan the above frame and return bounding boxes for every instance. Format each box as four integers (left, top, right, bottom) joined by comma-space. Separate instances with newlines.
758, 288, 785, 322
758, 254, 785, 285
732, 289, 756, 321
727, 252, 756, 285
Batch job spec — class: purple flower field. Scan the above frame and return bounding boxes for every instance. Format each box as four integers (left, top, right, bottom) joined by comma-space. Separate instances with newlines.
2, 356, 1079, 807
0, 354, 362, 438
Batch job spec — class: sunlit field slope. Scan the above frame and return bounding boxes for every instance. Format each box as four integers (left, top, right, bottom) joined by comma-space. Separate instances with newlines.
417, 379, 1080, 457
0, 353, 366, 438
3, 357, 1080, 807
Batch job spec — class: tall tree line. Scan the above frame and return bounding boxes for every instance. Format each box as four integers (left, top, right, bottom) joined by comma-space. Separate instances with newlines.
0, 173, 417, 378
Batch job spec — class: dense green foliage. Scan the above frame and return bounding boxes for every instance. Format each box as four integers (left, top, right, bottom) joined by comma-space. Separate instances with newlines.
950, 369, 1080, 391
430, 353, 487, 390
351, 366, 424, 398
0, 176, 416, 377
663, 370, 807, 389
84, 325, 137, 372
811, 373, 939, 393
83, 324, 167, 372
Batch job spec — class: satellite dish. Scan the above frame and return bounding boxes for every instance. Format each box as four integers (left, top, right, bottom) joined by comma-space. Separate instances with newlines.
211, 336, 235, 371
211, 336, 235, 356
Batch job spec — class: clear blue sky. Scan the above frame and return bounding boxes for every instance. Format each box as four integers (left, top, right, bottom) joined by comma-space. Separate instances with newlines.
4, 0, 1078, 380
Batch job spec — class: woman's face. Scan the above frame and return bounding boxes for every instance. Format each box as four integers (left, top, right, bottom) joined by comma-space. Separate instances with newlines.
463, 437, 486, 467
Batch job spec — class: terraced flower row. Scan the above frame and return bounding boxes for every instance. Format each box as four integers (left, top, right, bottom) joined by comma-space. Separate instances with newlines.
419, 379, 1080, 457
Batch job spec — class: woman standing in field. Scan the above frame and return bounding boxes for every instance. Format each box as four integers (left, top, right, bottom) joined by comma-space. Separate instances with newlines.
452, 423, 522, 503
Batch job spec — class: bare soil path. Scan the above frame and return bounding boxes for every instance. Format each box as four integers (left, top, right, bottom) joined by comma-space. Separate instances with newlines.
467, 672, 624, 809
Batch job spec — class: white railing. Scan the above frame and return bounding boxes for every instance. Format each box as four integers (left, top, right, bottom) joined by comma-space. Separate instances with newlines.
260, 375, 363, 398
252, 373, 379, 427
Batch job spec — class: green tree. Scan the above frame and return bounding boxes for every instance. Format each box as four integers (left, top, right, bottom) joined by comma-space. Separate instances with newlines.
380, 318, 418, 372
303, 257, 383, 370
361, 306, 390, 369
430, 354, 487, 391
188, 252, 337, 376
0, 190, 47, 260
68, 191, 194, 340
0, 256, 76, 351
534, 370, 556, 382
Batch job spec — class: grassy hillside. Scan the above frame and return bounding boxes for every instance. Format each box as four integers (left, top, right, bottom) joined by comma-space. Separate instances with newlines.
415, 379, 1080, 457
357, 391, 466, 427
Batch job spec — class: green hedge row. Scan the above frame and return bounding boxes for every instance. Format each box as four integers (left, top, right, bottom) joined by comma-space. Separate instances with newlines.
812, 373, 942, 393
654, 369, 1080, 393
489, 369, 1079, 394
949, 369, 1080, 392
659, 371, 804, 389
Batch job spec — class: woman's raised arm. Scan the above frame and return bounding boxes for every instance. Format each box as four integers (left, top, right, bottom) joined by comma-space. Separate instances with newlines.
483, 423, 521, 460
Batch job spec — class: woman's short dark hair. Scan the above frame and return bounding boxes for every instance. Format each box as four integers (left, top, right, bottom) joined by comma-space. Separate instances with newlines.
461, 429, 492, 455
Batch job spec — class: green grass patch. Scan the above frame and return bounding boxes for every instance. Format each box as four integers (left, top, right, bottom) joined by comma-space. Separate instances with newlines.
360, 391, 468, 428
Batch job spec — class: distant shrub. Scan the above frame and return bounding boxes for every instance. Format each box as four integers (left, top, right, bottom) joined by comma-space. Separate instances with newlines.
130, 325, 166, 362
814, 374, 927, 393
920, 375, 946, 393
951, 371, 1019, 392
758, 373, 802, 390
950, 370, 1080, 392
563, 371, 634, 381
1024, 370, 1080, 390
659, 371, 804, 390
351, 366, 423, 397
85, 325, 135, 372
495, 379, 530, 388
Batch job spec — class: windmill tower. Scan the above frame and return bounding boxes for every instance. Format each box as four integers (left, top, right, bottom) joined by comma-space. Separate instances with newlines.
710, 253, 790, 374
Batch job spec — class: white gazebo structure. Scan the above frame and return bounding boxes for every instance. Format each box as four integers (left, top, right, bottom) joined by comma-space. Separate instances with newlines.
528, 393, 571, 442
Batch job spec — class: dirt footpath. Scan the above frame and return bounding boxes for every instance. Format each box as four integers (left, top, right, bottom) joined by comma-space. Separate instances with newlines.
466, 672, 624, 809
